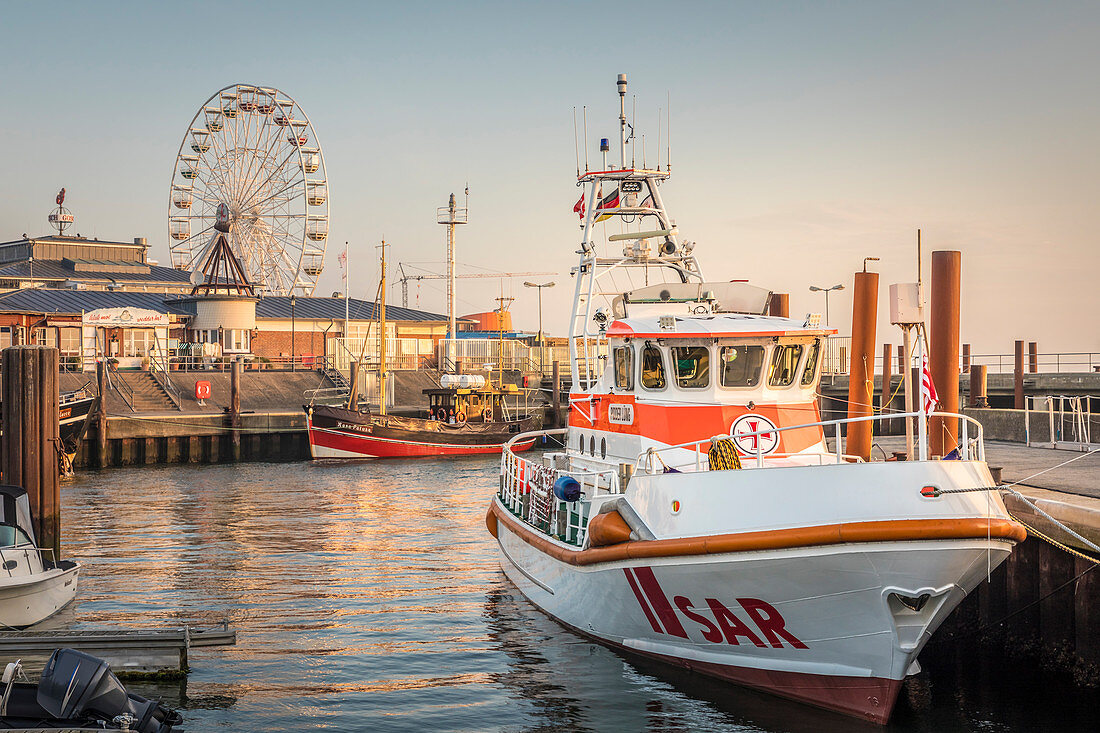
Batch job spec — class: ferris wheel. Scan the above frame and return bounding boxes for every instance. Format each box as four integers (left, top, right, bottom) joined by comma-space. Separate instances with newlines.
168, 83, 329, 295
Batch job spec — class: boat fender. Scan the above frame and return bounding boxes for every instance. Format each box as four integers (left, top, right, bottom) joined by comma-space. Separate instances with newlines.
587, 510, 633, 547
552, 475, 582, 502
595, 498, 657, 541
485, 506, 499, 538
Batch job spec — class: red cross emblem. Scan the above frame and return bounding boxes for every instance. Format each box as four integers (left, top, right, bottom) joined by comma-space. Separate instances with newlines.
730, 414, 779, 456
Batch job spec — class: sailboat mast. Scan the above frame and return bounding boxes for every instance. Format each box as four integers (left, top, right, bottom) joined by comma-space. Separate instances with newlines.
379, 238, 388, 416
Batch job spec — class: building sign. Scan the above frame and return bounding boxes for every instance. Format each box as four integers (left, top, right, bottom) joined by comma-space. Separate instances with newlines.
83, 307, 169, 327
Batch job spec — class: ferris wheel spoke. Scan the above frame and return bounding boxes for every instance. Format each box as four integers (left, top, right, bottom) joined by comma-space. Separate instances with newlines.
236, 147, 303, 211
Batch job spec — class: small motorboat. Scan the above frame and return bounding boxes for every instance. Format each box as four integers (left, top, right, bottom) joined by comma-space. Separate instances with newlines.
0, 648, 181, 731
0, 486, 79, 629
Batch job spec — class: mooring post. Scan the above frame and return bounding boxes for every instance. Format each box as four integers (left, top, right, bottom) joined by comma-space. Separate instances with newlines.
96, 359, 109, 469
551, 360, 561, 428
1014, 340, 1025, 409
346, 360, 359, 411
929, 251, 961, 458
1, 346, 61, 559
970, 365, 988, 407
230, 359, 242, 462
846, 270, 878, 461
1028, 341, 1038, 373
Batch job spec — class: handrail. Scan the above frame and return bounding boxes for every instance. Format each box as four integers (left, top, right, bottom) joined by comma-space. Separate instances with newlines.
636, 410, 985, 473
104, 362, 135, 412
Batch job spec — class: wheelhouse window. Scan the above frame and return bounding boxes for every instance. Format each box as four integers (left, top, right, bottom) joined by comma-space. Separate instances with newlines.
640, 345, 666, 389
613, 346, 634, 391
801, 339, 821, 387
671, 346, 710, 389
719, 345, 765, 388
768, 344, 804, 387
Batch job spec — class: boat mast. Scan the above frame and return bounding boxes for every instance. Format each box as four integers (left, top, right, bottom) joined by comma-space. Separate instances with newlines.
379, 238, 388, 416
617, 74, 628, 169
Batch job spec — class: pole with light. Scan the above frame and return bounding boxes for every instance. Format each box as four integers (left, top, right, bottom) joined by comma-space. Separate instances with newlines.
808, 283, 845, 327
290, 294, 297, 372
523, 281, 555, 373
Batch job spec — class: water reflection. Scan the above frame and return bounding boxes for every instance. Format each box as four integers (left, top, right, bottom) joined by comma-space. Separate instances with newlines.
35, 457, 1097, 731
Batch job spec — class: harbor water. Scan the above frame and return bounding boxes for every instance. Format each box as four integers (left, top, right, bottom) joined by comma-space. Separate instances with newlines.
56, 455, 1097, 732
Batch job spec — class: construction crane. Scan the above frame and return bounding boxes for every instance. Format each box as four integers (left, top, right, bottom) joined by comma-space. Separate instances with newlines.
396, 264, 555, 308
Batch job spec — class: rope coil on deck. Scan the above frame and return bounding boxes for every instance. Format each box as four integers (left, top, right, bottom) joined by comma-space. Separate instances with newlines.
708, 438, 742, 471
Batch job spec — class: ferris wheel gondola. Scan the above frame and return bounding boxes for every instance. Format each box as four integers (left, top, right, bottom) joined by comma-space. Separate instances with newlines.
167, 83, 330, 295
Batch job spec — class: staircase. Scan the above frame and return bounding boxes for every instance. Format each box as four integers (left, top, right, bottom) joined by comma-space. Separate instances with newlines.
322, 367, 349, 391
112, 372, 176, 412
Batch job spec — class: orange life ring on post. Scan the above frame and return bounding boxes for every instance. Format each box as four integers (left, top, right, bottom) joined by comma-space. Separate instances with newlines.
456, 410, 467, 423
483, 407, 493, 421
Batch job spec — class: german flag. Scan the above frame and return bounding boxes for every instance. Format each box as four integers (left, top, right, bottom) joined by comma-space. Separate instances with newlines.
594, 187, 620, 222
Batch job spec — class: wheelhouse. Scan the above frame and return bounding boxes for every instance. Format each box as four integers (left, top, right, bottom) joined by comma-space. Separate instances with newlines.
423, 385, 521, 423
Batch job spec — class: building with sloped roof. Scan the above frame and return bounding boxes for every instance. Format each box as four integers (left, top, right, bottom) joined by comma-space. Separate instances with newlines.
0, 234, 194, 294
0, 287, 466, 370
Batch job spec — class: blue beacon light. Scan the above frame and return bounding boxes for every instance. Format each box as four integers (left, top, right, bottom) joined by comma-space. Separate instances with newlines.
599, 138, 610, 152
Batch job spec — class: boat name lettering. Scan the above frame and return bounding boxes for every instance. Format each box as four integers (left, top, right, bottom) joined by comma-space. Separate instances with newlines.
337, 422, 372, 433
608, 403, 634, 425
623, 567, 807, 649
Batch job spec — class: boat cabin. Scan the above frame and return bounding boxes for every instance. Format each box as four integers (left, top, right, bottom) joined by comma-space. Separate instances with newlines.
423, 384, 522, 424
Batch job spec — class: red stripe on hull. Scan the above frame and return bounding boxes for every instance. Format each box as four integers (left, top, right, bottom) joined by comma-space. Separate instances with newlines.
308, 423, 535, 458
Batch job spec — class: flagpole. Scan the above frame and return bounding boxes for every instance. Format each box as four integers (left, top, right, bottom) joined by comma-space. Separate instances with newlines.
917, 325, 928, 461
344, 241, 350, 345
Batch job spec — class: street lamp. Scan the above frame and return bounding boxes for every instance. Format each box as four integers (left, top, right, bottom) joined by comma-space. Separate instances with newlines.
289, 294, 297, 372
524, 281, 555, 373
808, 284, 844, 327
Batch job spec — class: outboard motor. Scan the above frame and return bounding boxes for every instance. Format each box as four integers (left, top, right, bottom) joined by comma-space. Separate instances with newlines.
36, 649, 180, 732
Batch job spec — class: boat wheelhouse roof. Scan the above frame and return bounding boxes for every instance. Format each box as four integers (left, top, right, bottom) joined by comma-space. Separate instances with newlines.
606, 313, 836, 340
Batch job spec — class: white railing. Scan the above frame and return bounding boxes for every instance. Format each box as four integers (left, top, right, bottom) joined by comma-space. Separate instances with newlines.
328, 336, 430, 371
1024, 395, 1098, 450
636, 410, 986, 474
499, 428, 618, 547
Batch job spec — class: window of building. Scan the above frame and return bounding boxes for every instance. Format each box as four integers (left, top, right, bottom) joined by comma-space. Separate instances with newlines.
124, 329, 153, 357
225, 329, 250, 352
671, 346, 710, 389
768, 344, 804, 387
640, 345, 666, 390
34, 328, 57, 348
59, 327, 81, 354
801, 339, 821, 387
612, 346, 633, 391
719, 345, 765, 388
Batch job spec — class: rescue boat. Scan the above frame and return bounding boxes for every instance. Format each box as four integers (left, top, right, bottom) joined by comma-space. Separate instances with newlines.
487, 75, 1026, 724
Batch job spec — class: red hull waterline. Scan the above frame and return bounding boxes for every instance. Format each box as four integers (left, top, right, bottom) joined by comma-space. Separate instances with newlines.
546, 610, 903, 724
308, 423, 537, 458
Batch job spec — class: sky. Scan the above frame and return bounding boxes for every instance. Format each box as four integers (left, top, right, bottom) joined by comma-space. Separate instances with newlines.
3, 1, 1098, 355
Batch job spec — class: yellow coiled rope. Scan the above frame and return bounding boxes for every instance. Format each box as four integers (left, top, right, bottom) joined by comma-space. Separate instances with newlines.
708, 438, 743, 471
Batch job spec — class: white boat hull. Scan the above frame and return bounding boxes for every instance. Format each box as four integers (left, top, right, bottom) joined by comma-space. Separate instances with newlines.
0, 563, 80, 629
494, 506, 1011, 722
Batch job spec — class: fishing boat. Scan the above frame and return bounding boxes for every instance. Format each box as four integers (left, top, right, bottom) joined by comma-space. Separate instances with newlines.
486, 75, 1026, 724
59, 386, 97, 474
0, 485, 79, 628
305, 240, 540, 458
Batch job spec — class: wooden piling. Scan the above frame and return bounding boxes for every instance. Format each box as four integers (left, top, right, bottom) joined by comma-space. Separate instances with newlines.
962, 343, 971, 373
230, 360, 242, 462
1028, 341, 1038, 373
1, 346, 61, 559
1038, 541, 1075, 655
845, 271, 878, 461
1014, 340, 1025, 409
346, 360, 359, 410
929, 251, 961, 457
96, 360, 108, 469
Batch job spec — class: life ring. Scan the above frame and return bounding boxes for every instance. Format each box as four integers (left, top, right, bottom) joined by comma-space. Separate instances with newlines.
482, 407, 493, 421
456, 410, 467, 423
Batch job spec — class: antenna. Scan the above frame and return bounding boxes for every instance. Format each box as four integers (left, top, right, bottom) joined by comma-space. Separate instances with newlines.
642, 133, 646, 169
666, 91, 671, 174
630, 94, 636, 168
617, 73, 628, 169
573, 107, 580, 177
657, 107, 662, 171
916, 228, 923, 307
582, 106, 589, 172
